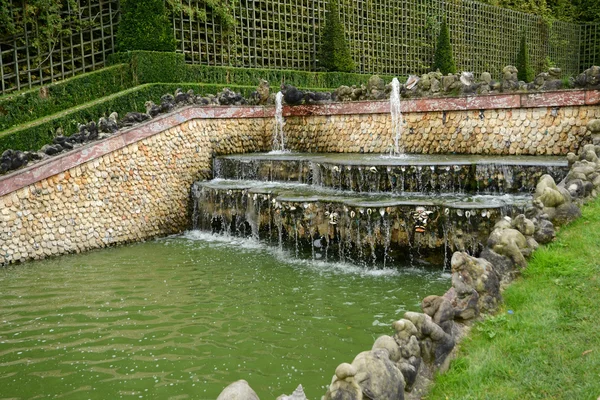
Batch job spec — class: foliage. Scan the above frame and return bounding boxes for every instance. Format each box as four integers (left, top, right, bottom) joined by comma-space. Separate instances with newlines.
0, 64, 133, 132
109, 51, 185, 84
116, 0, 176, 52
108, 51, 393, 88
0, 83, 258, 154
0, 50, 396, 153
165, 0, 235, 30
428, 197, 600, 399
432, 19, 456, 75
318, 0, 356, 73
517, 31, 535, 82
0, 0, 81, 65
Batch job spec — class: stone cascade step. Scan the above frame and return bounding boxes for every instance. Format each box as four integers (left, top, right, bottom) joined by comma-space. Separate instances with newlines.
191, 179, 532, 266
214, 153, 568, 195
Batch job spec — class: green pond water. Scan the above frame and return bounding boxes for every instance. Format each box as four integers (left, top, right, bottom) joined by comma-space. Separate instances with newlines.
0, 231, 450, 399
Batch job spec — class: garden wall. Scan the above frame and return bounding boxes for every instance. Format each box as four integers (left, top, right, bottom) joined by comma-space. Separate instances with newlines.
1, 90, 598, 265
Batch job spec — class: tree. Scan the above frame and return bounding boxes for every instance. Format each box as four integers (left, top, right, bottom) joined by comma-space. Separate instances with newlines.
432, 19, 456, 75
116, 0, 176, 52
516, 31, 535, 82
319, 0, 355, 73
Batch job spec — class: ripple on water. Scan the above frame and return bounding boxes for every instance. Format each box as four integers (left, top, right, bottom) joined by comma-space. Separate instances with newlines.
0, 232, 449, 399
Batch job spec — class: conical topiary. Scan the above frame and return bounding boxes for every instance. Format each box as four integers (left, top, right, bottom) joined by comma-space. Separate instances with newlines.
116, 0, 176, 52
516, 31, 534, 82
319, 0, 355, 72
432, 18, 456, 74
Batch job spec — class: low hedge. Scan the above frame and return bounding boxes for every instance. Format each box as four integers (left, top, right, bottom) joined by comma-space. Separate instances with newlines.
108, 51, 396, 89
0, 64, 134, 132
1, 50, 397, 142
0, 82, 325, 154
1, 50, 398, 153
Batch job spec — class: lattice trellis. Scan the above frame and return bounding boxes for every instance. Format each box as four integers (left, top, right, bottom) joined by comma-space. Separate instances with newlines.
0, 0, 119, 95
581, 23, 600, 70
174, 0, 589, 78
1, 0, 599, 96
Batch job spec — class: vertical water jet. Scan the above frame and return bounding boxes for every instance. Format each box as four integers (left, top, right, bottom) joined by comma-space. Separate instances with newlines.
390, 78, 403, 155
272, 92, 287, 152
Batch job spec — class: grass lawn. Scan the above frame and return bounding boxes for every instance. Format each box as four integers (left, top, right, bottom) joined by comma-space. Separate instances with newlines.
427, 197, 600, 400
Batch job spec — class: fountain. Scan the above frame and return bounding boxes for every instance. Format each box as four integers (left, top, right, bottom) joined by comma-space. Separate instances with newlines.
390, 77, 403, 155
271, 91, 286, 152
192, 152, 567, 266
192, 78, 571, 267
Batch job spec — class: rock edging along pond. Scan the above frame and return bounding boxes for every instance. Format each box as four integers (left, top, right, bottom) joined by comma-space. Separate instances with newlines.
216, 122, 600, 399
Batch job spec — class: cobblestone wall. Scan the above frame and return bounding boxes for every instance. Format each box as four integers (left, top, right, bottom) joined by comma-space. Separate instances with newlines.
283, 106, 600, 155
0, 117, 268, 264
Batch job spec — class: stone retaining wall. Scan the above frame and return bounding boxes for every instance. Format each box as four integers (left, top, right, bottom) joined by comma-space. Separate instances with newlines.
1, 90, 599, 265
0, 109, 269, 264
284, 106, 599, 154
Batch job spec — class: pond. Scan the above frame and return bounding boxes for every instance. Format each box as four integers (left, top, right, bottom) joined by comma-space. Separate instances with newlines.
0, 231, 450, 399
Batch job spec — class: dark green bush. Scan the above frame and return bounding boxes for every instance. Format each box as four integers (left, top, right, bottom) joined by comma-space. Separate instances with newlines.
0, 64, 133, 132
433, 19, 456, 75
319, 0, 356, 72
108, 51, 185, 84
517, 31, 535, 82
116, 0, 176, 52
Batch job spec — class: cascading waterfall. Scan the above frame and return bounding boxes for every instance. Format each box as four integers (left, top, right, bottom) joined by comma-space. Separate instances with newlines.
195, 153, 568, 267
272, 92, 286, 152
390, 77, 403, 155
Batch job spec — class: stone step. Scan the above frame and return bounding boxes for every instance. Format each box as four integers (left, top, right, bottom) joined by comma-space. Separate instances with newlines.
191, 179, 531, 265
214, 153, 568, 195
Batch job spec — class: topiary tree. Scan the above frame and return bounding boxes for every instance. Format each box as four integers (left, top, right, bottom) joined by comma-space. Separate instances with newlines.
116, 0, 176, 52
319, 0, 355, 72
516, 31, 534, 82
432, 18, 456, 75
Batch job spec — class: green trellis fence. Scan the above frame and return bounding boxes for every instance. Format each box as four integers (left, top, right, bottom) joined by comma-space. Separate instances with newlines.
1, 0, 599, 95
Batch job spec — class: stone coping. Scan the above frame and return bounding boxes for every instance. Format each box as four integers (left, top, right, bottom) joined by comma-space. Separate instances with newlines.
1, 89, 598, 197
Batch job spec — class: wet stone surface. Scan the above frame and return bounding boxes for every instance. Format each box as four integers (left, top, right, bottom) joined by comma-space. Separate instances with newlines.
215, 153, 568, 195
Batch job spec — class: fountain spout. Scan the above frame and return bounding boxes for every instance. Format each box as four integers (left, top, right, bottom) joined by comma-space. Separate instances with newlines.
390, 78, 403, 155
272, 91, 287, 153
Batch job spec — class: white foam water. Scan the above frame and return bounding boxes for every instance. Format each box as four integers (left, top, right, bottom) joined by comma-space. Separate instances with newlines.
271, 91, 287, 152
390, 77, 403, 155
180, 230, 403, 277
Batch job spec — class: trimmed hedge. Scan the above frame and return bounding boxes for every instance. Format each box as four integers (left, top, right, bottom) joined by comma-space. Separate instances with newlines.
0, 64, 133, 132
116, 0, 176, 52
0, 50, 396, 140
517, 32, 535, 82
0, 82, 325, 154
108, 51, 186, 84
108, 51, 395, 89
433, 19, 456, 75
319, 0, 356, 72
1, 50, 399, 154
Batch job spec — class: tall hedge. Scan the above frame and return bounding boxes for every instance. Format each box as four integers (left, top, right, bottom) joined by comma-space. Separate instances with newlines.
116, 0, 176, 52
432, 19, 456, 75
319, 0, 355, 72
517, 31, 535, 82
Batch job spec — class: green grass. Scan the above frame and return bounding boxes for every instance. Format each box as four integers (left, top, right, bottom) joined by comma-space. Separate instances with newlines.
428, 198, 600, 400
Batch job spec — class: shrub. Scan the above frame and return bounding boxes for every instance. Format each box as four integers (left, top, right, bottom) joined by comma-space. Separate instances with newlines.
517, 31, 535, 82
432, 18, 456, 75
319, 0, 356, 72
116, 0, 176, 52
0, 64, 133, 132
